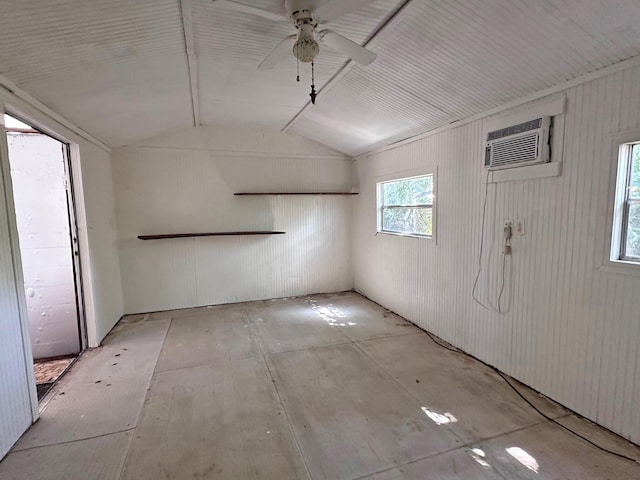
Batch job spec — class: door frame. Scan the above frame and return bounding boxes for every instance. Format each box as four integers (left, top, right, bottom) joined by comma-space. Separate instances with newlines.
1, 105, 91, 419
61, 143, 88, 352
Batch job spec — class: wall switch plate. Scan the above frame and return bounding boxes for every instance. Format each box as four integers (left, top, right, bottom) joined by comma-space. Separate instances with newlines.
514, 218, 525, 236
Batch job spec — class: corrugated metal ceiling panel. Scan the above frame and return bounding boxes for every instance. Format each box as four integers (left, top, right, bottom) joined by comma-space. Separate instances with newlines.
290, 0, 640, 155
0, 0, 193, 146
193, 0, 404, 129
0, 0, 638, 150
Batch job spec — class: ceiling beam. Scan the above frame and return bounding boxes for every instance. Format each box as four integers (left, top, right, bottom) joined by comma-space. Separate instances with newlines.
282, 0, 414, 133
180, 0, 201, 127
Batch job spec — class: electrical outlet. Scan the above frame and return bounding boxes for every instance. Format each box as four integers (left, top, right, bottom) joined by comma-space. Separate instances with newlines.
514, 218, 525, 236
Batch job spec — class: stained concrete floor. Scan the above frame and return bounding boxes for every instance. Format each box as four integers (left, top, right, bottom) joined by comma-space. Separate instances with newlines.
1, 291, 639, 479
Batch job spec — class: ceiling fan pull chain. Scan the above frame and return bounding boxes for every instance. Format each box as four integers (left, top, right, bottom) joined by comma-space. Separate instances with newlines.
309, 61, 317, 104
296, 56, 300, 82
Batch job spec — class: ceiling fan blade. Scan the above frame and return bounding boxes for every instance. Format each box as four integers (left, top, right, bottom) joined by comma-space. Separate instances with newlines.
258, 35, 297, 70
213, 0, 286, 22
318, 30, 377, 66
314, 0, 377, 23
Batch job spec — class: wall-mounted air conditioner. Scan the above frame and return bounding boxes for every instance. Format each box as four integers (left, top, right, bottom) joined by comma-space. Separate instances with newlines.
484, 116, 551, 170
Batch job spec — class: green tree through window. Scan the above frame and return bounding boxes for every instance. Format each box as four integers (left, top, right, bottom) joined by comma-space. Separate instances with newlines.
623, 144, 640, 259
380, 175, 433, 237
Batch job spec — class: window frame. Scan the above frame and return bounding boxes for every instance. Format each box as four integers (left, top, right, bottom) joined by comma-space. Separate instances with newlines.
618, 142, 640, 262
600, 132, 640, 276
376, 168, 436, 241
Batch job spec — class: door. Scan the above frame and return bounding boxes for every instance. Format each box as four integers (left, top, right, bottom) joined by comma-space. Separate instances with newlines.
0, 113, 37, 459
7, 129, 83, 360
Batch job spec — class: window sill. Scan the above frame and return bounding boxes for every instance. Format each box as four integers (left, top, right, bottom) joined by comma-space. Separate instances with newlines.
597, 260, 640, 277
376, 231, 433, 240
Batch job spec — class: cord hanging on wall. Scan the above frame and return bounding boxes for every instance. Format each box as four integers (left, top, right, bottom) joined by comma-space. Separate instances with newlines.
472, 170, 513, 314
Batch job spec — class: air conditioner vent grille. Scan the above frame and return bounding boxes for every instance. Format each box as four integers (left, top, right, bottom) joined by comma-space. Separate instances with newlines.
484, 115, 551, 170
490, 133, 539, 167
487, 118, 543, 141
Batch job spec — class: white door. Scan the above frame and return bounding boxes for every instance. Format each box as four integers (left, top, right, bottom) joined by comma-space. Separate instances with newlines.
7, 133, 82, 359
0, 113, 37, 458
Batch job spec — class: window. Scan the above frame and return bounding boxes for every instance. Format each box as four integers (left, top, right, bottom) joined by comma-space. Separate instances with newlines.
617, 143, 640, 261
377, 174, 434, 237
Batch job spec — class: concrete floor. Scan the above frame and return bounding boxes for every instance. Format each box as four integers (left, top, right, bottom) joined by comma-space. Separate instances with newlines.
1, 291, 639, 479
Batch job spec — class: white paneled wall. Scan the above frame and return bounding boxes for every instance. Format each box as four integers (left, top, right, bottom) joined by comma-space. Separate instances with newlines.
353, 65, 640, 443
113, 128, 353, 314
75, 142, 125, 345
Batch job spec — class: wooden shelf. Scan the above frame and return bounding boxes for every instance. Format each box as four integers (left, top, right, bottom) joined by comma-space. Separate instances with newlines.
138, 231, 285, 240
234, 192, 358, 196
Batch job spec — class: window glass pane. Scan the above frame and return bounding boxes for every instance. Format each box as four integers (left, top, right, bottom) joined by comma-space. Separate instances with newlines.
630, 144, 640, 200
382, 175, 433, 206
624, 203, 640, 258
382, 207, 432, 236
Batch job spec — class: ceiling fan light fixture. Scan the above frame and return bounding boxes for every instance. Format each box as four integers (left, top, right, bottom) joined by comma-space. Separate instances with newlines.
293, 36, 319, 63
215, 0, 378, 69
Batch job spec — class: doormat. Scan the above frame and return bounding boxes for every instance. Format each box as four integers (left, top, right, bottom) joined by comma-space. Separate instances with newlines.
34, 357, 74, 384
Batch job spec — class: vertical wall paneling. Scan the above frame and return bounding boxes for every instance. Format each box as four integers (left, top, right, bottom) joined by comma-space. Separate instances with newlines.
72, 142, 125, 345
352, 64, 640, 443
113, 128, 354, 314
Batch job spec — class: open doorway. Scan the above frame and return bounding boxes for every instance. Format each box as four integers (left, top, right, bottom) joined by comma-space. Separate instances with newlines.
4, 113, 86, 401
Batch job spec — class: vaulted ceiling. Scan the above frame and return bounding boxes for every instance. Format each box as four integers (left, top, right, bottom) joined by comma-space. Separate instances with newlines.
0, 0, 639, 155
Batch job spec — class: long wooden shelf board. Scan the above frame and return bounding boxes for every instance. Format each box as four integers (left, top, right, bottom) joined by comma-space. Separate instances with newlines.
234, 192, 358, 195
138, 231, 285, 240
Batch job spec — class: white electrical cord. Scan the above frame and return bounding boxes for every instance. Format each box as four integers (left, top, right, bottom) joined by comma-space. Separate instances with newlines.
419, 326, 640, 465
472, 170, 499, 312
497, 252, 508, 313
473, 169, 513, 314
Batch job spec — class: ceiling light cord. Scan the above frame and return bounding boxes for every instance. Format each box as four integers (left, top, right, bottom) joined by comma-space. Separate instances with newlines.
309, 61, 317, 104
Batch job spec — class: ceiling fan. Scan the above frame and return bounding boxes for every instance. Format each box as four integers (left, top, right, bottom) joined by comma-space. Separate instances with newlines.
213, 0, 378, 82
